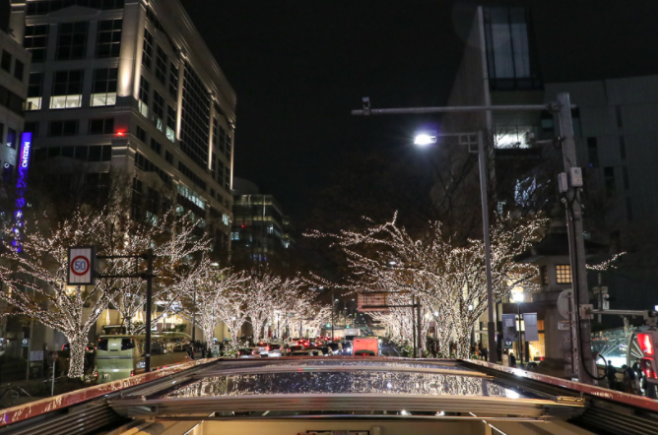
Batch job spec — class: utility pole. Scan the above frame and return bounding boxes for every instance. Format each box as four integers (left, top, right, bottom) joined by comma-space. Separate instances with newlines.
477, 130, 497, 365
557, 92, 593, 384
416, 298, 422, 358
144, 249, 154, 373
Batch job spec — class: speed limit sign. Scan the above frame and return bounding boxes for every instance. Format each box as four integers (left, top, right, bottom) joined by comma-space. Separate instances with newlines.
67, 246, 96, 285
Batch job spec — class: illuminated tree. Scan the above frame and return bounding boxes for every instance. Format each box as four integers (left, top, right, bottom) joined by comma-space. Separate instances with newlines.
0, 210, 113, 378
243, 271, 305, 342
106, 209, 212, 335
308, 212, 547, 358
177, 258, 248, 350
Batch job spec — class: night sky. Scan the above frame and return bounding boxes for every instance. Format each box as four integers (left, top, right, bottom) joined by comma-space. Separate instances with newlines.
0, 0, 652, 223
179, 0, 658, 224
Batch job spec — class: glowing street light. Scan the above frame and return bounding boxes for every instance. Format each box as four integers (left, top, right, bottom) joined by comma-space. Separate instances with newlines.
413, 132, 437, 147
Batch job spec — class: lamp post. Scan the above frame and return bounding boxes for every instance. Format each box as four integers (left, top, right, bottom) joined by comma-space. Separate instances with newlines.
413, 130, 497, 364
512, 291, 525, 365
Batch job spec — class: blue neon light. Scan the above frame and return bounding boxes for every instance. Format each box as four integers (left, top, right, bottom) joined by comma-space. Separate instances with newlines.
13, 132, 33, 251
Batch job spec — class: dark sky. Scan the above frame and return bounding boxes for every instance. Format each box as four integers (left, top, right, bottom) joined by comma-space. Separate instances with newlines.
178, 0, 658, 223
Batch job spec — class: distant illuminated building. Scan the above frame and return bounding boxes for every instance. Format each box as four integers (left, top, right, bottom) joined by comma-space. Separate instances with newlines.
232, 178, 295, 262
9, 0, 235, 248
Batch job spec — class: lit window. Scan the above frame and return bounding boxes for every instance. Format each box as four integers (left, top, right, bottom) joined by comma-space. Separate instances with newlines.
50, 70, 83, 109
91, 68, 117, 106
222, 214, 230, 226
556, 264, 572, 284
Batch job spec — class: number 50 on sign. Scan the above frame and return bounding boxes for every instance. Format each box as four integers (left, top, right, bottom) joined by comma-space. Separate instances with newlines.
67, 246, 96, 285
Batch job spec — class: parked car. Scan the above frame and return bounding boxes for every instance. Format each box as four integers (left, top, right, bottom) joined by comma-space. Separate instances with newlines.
267, 344, 283, 357
327, 342, 343, 355
237, 348, 260, 358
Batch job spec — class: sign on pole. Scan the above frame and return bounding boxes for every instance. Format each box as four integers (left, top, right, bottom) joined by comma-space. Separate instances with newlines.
67, 246, 96, 285
357, 293, 390, 312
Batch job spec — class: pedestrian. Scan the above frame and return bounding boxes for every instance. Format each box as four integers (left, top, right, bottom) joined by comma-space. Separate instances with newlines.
509, 351, 516, 368
621, 365, 640, 394
606, 362, 617, 390
481, 347, 488, 362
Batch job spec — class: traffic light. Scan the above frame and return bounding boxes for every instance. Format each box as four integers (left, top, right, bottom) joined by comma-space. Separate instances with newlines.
637, 331, 658, 383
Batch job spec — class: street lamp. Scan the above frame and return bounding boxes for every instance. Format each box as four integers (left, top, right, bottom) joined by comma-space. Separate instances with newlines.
413, 130, 497, 364
512, 291, 525, 365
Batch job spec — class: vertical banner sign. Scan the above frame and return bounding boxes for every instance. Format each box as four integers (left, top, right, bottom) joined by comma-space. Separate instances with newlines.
524, 313, 539, 342
12, 132, 32, 250
502, 314, 518, 349
67, 247, 96, 285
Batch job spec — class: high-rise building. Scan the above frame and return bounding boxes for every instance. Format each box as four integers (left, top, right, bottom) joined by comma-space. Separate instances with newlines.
441, 5, 658, 365
232, 178, 295, 262
9, 0, 235, 247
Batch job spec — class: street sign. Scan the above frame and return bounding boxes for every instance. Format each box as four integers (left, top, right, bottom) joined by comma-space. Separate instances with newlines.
524, 313, 539, 342
29, 350, 43, 362
557, 289, 573, 319
67, 246, 96, 285
357, 293, 390, 312
22, 338, 29, 347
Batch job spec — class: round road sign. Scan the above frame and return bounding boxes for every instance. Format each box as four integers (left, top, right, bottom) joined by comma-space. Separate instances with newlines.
71, 255, 90, 276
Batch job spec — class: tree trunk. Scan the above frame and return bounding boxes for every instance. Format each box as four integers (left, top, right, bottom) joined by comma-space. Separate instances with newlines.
230, 328, 239, 347
203, 325, 214, 352
456, 327, 471, 359
67, 337, 86, 379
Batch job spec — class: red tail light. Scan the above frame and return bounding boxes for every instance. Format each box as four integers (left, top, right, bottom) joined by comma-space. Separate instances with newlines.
61, 344, 66, 351
638, 333, 655, 356
266, 346, 270, 351
130, 370, 134, 377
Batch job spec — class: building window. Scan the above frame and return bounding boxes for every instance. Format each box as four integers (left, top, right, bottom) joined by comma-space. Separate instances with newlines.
168, 63, 178, 98
178, 161, 207, 191
136, 125, 147, 142
555, 264, 572, 284
36, 145, 112, 162
165, 150, 173, 164
27, 73, 43, 110
587, 137, 598, 168
619, 136, 626, 160
134, 152, 172, 186
155, 46, 167, 84
95, 19, 122, 58
604, 167, 615, 197
48, 120, 79, 136
152, 91, 164, 131
56, 22, 88, 61
6, 128, 17, 148
1, 50, 11, 72
142, 29, 153, 70
138, 76, 149, 117
166, 105, 176, 142
89, 118, 114, 134
91, 68, 118, 106
50, 70, 83, 109
180, 62, 211, 169
483, 7, 541, 90
150, 138, 161, 155
27, 0, 125, 16
626, 197, 633, 222
14, 60, 24, 81
23, 24, 49, 62
539, 265, 548, 285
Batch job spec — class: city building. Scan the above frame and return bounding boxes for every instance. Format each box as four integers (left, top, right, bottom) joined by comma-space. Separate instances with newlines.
232, 177, 295, 262
1, 0, 236, 360
0, 4, 29, 185
9, 0, 235, 248
439, 4, 658, 362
